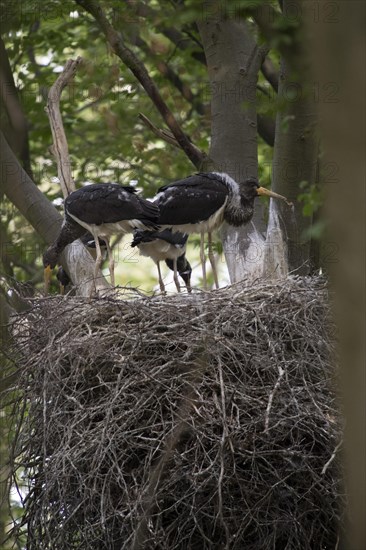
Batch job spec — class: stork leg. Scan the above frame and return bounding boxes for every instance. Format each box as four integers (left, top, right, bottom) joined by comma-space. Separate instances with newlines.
103, 238, 115, 287
157, 262, 166, 294
208, 232, 219, 289
173, 258, 181, 293
200, 229, 207, 290
92, 236, 104, 297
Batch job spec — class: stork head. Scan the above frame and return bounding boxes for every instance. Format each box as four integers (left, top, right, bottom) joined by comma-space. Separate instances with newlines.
239, 177, 261, 201
166, 254, 192, 293
240, 177, 293, 206
178, 255, 192, 293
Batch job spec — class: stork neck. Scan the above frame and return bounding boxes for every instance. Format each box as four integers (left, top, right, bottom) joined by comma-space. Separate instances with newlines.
44, 219, 86, 268
224, 194, 255, 227
211, 172, 240, 195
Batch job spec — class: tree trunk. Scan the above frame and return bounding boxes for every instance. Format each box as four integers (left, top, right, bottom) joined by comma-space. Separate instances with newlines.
198, 16, 266, 283
0, 37, 33, 178
0, 131, 109, 298
308, 2, 366, 548
271, 57, 319, 274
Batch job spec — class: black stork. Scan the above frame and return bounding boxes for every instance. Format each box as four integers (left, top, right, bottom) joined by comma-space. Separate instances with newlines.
43, 183, 159, 295
154, 172, 292, 289
131, 229, 192, 293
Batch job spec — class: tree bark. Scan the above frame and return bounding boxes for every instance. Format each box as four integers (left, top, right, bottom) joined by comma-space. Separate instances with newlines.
308, 2, 366, 548
198, 16, 266, 282
0, 131, 109, 298
271, 56, 319, 274
248, 0, 319, 275
0, 36, 33, 178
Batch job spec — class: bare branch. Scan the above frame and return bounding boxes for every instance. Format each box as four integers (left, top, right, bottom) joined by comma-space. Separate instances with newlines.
257, 114, 275, 146
242, 3, 301, 69
76, 0, 207, 169
138, 113, 205, 162
26, 21, 49, 101
138, 113, 201, 157
129, 32, 205, 115
261, 56, 279, 92
125, 0, 206, 65
45, 57, 83, 197
0, 130, 62, 243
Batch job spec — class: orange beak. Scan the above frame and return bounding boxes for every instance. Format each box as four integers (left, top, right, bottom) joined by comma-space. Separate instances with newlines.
44, 265, 53, 296
257, 186, 293, 207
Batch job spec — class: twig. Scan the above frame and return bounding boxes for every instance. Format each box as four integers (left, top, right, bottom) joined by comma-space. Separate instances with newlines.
264, 365, 285, 432
132, 347, 207, 550
138, 113, 181, 149
7, 277, 343, 549
321, 440, 343, 475
261, 56, 279, 93
130, 32, 205, 115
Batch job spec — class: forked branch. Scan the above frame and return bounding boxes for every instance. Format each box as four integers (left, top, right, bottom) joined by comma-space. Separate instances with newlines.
45, 57, 83, 197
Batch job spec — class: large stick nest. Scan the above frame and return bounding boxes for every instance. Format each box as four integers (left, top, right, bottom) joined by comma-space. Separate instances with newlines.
8, 277, 344, 549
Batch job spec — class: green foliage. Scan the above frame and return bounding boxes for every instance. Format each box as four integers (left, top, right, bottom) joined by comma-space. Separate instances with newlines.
1, 1, 209, 288
0, 3, 327, 542
0, 0, 319, 288
298, 180, 323, 217
298, 180, 325, 239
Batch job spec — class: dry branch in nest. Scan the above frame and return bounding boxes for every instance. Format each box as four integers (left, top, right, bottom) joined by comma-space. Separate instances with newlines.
6, 277, 344, 549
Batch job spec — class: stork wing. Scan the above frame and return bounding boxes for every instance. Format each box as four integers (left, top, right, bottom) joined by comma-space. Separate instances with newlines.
132, 229, 188, 247
65, 184, 159, 226
156, 174, 227, 225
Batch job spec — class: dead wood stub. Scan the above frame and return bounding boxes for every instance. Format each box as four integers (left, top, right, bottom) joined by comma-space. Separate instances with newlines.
7, 277, 344, 549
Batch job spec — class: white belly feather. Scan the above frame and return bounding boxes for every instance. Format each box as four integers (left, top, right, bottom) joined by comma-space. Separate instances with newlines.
138, 240, 184, 263
67, 211, 148, 238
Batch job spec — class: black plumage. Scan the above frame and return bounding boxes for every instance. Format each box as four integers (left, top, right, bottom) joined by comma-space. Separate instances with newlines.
131, 229, 192, 293
66, 184, 159, 228
154, 172, 291, 289
43, 183, 160, 294
56, 266, 71, 294
156, 173, 260, 228
154, 173, 255, 289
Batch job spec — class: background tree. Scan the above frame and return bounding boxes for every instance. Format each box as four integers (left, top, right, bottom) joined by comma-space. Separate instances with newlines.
307, 2, 365, 548
1, 0, 323, 298
1, 1, 363, 547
